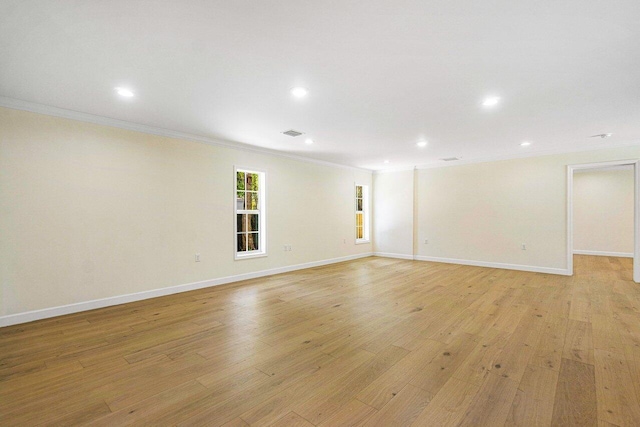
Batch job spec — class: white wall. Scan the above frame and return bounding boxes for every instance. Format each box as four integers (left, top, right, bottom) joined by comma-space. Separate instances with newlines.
0, 107, 372, 320
2, 105, 638, 324
373, 170, 414, 258
573, 167, 634, 256
413, 147, 640, 273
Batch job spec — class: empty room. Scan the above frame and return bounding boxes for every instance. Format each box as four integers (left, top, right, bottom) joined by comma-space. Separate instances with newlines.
1, 1, 640, 426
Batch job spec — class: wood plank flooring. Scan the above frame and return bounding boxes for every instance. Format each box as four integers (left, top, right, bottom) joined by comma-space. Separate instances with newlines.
1, 255, 639, 426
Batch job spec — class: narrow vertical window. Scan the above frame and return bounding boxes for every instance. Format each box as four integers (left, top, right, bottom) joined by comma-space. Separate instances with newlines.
235, 168, 266, 258
355, 184, 370, 243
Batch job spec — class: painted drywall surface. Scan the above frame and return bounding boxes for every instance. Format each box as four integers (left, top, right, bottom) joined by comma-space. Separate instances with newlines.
415, 146, 640, 270
0, 107, 372, 316
373, 170, 414, 257
573, 168, 634, 254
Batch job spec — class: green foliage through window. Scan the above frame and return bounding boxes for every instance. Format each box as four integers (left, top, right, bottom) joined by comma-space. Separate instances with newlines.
236, 169, 263, 254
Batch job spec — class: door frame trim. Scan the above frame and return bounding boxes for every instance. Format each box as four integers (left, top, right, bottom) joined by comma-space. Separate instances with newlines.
567, 159, 640, 282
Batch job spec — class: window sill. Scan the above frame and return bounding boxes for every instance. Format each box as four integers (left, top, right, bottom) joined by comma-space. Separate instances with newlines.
235, 251, 267, 260
355, 239, 370, 245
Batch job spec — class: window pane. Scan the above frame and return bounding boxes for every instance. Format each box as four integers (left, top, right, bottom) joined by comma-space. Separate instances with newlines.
248, 233, 259, 251
248, 214, 259, 232
237, 214, 246, 232
245, 192, 258, 210
235, 169, 265, 256
237, 233, 247, 252
248, 173, 259, 191
356, 186, 362, 198
356, 213, 363, 228
356, 227, 363, 239
237, 191, 245, 210
237, 172, 245, 190
356, 198, 363, 211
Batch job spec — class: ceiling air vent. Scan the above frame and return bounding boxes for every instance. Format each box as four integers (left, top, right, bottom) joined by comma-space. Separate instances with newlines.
441, 157, 460, 162
282, 129, 304, 137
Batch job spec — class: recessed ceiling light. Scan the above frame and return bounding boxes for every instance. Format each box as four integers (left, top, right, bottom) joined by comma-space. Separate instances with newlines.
115, 87, 134, 98
383, 160, 390, 164
520, 141, 531, 147
290, 87, 308, 98
305, 138, 314, 145
482, 96, 500, 107
417, 141, 428, 148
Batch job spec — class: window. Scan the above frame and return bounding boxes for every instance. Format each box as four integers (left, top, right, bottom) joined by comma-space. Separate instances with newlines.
355, 184, 370, 243
235, 168, 266, 259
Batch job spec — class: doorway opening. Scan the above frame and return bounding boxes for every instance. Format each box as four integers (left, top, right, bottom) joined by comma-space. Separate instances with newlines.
567, 160, 640, 283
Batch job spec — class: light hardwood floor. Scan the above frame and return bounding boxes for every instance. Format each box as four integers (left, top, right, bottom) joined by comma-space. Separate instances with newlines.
1, 255, 639, 426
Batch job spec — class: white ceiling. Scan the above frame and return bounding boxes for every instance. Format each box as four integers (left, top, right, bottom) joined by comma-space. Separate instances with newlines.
1, 1, 639, 170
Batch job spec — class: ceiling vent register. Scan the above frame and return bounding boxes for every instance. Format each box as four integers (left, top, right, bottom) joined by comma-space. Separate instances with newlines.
282, 129, 304, 137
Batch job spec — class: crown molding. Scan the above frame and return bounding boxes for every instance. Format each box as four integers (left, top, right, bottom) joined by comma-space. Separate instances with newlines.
373, 166, 416, 175
3, 96, 637, 174
414, 140, 640, 170
0, 96, 372, 174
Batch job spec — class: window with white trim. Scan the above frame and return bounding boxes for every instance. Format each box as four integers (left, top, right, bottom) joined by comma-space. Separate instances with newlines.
235, 168, 266, 258
355, 184, 370, 243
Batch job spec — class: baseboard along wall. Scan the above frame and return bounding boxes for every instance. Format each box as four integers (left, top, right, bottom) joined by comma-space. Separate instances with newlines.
372, 252, 570, 276
2, 251, 588, 327
573, 250, 633, 258
0, 253, 373, 327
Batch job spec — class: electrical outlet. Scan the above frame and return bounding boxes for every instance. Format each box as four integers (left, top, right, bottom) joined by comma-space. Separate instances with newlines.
424, 239, 428, 244
343, 238, 346, 244
521, 244, 526, 250
195, 253, 201, 262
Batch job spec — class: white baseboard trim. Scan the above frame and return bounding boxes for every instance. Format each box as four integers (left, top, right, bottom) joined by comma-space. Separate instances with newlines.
373, 252, 415, 260
413, 255, 571, 276
0, 252, 374, 328
573, 250, 634, 258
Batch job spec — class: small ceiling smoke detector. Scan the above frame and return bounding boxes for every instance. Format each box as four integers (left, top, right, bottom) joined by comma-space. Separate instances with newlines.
520, 141, 531, 147
590, 133, 613, 139
282, 129, 304, 137
417, 141, 428, 148
441, 157, 460, 161
304, 138, 314, 145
